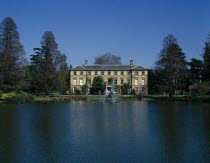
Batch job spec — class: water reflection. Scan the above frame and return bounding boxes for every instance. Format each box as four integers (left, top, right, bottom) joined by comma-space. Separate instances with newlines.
0, 102, 209, 162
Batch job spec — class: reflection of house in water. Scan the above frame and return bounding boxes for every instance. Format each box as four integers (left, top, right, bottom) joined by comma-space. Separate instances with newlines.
70, 60, 149, 94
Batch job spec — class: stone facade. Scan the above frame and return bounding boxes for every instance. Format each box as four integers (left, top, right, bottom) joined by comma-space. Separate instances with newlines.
70, 60, 148, 94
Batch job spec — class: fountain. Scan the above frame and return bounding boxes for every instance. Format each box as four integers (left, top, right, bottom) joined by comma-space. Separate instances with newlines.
106, 78, 116, 103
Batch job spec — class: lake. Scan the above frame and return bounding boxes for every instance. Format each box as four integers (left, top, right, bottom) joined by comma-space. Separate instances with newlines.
0, 101, 209, 162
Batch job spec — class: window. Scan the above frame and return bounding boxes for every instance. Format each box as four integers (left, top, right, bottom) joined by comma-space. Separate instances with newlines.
142, 79, 145, 85
114, 71, 117, 75
101, 71, 104, 75
73, 79, 77, 85
74, 71, 76, 75
73, 87, 77, 93
88, 71, 91, 75
80, 71, 83, 75
88, 79, 91, 85
95, 71, 98, 75
135, 87, 139, 92
115, 79, 117, 85
127, 71, 131, 75
127, 79, 130, 84
142, 71, 145, 75
135, 71, 138, 75
121, 79, 124, 85
108, 71, 111, 75
108, 78, 112, 85
135, 79, 138, 85
142, 87, 145, 93
80, 79, 83, 85
121, 71, 124, 75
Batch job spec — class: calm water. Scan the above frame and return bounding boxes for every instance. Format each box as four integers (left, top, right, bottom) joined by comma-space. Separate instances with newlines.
0, 101, 209, 162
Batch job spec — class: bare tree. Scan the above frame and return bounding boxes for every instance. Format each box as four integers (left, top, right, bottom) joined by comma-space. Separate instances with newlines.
94, 53, 121, 65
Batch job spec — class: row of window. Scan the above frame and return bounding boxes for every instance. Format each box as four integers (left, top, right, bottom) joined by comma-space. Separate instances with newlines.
73, 71, 145, 76
73, 86, 145, 93
73, 78, 145, 86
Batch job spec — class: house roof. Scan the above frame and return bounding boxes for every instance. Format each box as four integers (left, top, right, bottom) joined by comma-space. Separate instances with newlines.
71, 64, 148, 70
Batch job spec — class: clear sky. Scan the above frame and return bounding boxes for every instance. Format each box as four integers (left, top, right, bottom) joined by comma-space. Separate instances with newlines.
0, 0, 210, 68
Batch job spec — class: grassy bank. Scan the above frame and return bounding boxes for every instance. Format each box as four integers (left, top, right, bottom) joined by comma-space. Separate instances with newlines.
1, 91, 210, 103
144, 95, 210, 102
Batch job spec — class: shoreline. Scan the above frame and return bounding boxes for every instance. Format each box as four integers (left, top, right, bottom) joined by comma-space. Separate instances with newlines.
1, 93, 210, 104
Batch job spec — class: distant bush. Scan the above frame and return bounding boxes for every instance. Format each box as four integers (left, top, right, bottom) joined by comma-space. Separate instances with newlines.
2, 92, 16, 99
81, 84, 88, 95
120, 96, 137, 101
121, 83, 130, 95
189, 82, 210, 96
3, 93, 35, 104
0, 90, 2, 100
75, 89, 81, 95
35, 96, 88, 102
130, 89, 136, 95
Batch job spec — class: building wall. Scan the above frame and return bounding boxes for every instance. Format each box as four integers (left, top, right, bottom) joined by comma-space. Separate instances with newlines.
70, 70, 148, 94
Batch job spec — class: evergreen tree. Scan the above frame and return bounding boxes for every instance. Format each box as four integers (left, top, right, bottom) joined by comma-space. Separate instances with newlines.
156, 36, 187, 97
91, 76, 103, 95
30, 31, 68, 95
0, 17, 26, 91
188, 58, 203, 84
203, 42, 210, 81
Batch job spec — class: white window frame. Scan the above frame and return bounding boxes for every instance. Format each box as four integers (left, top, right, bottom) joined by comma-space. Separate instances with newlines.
73, 79, 77, 85
142, 79, 145, 85
135, 79, 138, 85
80, 79, 83, 85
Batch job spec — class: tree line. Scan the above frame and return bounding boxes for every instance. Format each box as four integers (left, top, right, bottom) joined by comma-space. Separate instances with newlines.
149, 34, 210, 97
0, 17, 69, 95
0, 17, 210, 97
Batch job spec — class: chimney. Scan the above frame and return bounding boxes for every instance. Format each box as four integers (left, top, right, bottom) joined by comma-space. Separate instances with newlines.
84, 60, 88, 66
130, 60, 134, 66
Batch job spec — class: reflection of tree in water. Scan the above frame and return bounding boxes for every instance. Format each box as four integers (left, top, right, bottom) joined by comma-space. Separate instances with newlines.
0, 105, 19, 162
200, 103, 210, 160
156, 102, 185, 161
33, 103, 71, 161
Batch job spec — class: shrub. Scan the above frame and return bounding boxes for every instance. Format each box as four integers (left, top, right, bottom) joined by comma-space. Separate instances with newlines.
2, 92, 16, 99
0, 90, 2, 100
121, 83, 130, 95
189, 82, 210, 96
136, 94, 142, 100
75, 89, 81, 95
3, 94, 34, 103
82, 84, 88, 95
120, 96, 137, 101
130, 89, 136, 95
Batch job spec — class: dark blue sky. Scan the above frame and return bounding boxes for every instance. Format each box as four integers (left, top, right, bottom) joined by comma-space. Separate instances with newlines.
0, 0, 210, 68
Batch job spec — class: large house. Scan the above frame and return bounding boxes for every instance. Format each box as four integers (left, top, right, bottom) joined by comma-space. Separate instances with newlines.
70, 60, 148, 94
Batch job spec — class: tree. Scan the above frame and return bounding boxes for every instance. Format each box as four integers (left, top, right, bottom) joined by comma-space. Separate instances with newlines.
121, 83, 130, 95
156, 36, 187, 97
94, 53, 121, 65
188, 58, 203, 84
91, 76, 103, 95
203, 42, 210, 81
0, 17, 26, 91
30, 31, 68, 95
82, 83, 88, 95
